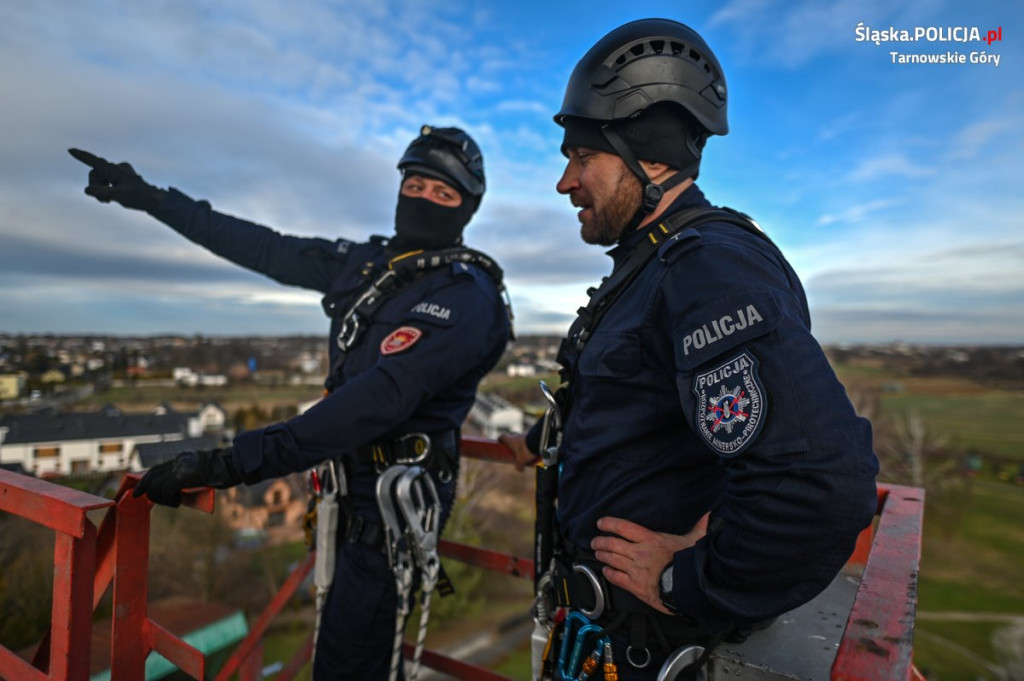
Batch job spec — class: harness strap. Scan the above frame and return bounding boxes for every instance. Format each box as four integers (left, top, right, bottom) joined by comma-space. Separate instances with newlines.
355, 429, 459, 481
566, 206, 768, 357
323, 246, 512, 379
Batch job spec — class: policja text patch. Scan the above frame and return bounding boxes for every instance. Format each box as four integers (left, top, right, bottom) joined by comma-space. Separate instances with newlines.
692, 351, 766, 456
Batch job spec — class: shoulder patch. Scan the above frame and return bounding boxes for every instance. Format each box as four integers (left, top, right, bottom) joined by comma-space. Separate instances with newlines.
380, 326, 423, 355
692, 351, 767, 457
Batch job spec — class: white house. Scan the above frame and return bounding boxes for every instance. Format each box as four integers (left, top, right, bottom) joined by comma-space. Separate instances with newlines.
467, 393, 525, 439
0, 402, 228, 478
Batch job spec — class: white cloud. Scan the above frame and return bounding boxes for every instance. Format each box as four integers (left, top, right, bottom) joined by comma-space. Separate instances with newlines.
847, 153, 936, 181
815, 199, 901, 226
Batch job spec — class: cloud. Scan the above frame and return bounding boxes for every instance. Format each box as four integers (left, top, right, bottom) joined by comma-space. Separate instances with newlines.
815, 199, 901, 226
1, 0, 1021, 346
847, 153, 936, 181
947, 115, 1022, 161
708, 0, 897, 67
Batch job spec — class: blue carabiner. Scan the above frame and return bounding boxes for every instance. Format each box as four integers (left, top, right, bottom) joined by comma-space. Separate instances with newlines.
556, 612, 591, 681
566, 623, 603, 680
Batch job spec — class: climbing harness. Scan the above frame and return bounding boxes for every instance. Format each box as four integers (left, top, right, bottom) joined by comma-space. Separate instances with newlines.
322, 246, 514, 378
376, 464, 443, 681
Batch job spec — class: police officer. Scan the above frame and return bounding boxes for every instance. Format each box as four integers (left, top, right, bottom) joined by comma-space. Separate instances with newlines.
70, 126, 512, 680
501, 19, 879, 679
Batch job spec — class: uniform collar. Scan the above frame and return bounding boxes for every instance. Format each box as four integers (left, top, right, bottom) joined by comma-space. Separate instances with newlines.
607, 183, 711, 268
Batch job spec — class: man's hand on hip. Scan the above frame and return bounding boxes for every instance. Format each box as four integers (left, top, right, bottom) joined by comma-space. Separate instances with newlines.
591, 513, 709, 615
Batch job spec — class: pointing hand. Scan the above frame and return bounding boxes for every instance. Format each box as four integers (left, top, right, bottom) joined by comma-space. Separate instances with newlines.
69, 148, 166, 212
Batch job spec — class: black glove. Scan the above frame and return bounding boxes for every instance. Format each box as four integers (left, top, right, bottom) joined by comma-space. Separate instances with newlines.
68, 148, 167, 212
133, 448, 244, 507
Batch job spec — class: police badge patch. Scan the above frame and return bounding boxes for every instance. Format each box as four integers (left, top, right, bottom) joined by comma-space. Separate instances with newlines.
692, 351, 766, 456
380, 326, 423, 356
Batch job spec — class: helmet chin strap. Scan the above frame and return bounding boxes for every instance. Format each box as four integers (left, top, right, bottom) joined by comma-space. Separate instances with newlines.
601, 126, 694, 215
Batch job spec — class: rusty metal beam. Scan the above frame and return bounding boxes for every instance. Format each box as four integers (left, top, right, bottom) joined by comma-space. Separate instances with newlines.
439, 539, 534, 581
832, 484, 924, 680
460, 436, 516, 465
0, 468, 113, 538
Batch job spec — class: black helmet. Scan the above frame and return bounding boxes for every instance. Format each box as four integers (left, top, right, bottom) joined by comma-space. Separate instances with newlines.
398, 125, 486, 198
555, 18, 727, 135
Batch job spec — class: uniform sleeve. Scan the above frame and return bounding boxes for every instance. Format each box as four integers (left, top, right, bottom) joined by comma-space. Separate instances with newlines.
150, 188, 350, 292
658, 240, 879, 629
231, 271, 509, 479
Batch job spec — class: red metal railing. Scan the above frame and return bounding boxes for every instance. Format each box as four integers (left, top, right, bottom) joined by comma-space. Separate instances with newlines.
833, 484, 925, 680
0, 438, 924, 681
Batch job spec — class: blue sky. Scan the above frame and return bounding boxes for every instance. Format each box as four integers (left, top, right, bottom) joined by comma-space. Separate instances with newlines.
0, 0, 1020, 344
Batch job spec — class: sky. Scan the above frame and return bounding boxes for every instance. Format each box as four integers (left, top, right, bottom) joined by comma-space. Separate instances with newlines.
0, 0, 1020, 345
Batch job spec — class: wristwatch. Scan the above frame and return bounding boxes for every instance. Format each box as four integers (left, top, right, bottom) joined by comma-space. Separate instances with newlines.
658, 563, 680, 613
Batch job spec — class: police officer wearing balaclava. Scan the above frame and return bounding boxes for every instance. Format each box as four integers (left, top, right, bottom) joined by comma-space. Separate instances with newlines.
500, 19, 879, 680
70, 126, 512, 680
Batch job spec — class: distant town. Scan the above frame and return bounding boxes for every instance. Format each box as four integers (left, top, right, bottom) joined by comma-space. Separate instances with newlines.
2, 331, 1022, 483
2, 332, 1022, 403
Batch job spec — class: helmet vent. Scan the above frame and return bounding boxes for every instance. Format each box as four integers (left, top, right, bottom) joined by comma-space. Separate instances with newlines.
612, 39, 708, 73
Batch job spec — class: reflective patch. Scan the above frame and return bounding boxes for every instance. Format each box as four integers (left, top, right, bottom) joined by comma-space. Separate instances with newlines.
692, 351, 766, 457
380, 326, 423, 356
410, 301, 452, 321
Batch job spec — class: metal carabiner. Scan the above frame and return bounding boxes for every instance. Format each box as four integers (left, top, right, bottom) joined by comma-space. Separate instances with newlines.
655, 644, 706, 681
539, 381, 562, 467
395, 466, 441, 566
336, 269, 395, 351
375, 464, 409, 568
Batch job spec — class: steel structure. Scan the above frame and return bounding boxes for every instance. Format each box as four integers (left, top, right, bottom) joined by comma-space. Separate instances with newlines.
0, 435, 923, 680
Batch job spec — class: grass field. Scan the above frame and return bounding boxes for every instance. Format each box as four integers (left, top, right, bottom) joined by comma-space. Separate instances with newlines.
832, 367, 1024, 463
829, 364, 1024, 679
913, 479, 1024, 678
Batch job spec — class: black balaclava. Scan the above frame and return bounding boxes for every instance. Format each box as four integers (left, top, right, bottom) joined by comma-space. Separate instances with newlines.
390, 172, 478, 253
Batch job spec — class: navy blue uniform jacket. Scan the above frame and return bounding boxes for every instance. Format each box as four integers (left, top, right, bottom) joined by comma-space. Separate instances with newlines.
528, 185, 878, 630
152, 189, 510, 515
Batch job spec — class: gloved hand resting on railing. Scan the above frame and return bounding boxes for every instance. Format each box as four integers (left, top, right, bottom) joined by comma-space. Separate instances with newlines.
133, 448, 244, 507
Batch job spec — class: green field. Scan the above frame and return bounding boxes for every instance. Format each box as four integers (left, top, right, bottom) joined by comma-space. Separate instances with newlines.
913, 480, 1024, 678
881, 392, 1024, 460
827, 364, 1024, 679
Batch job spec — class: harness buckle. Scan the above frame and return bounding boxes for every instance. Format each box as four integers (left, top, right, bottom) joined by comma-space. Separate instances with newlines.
393, 432, 431, 465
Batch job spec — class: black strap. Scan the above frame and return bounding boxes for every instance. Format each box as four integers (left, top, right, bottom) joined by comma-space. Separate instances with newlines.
566, 206, 769, 356
355, 429, 459, 480
324, 246, 511, 378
